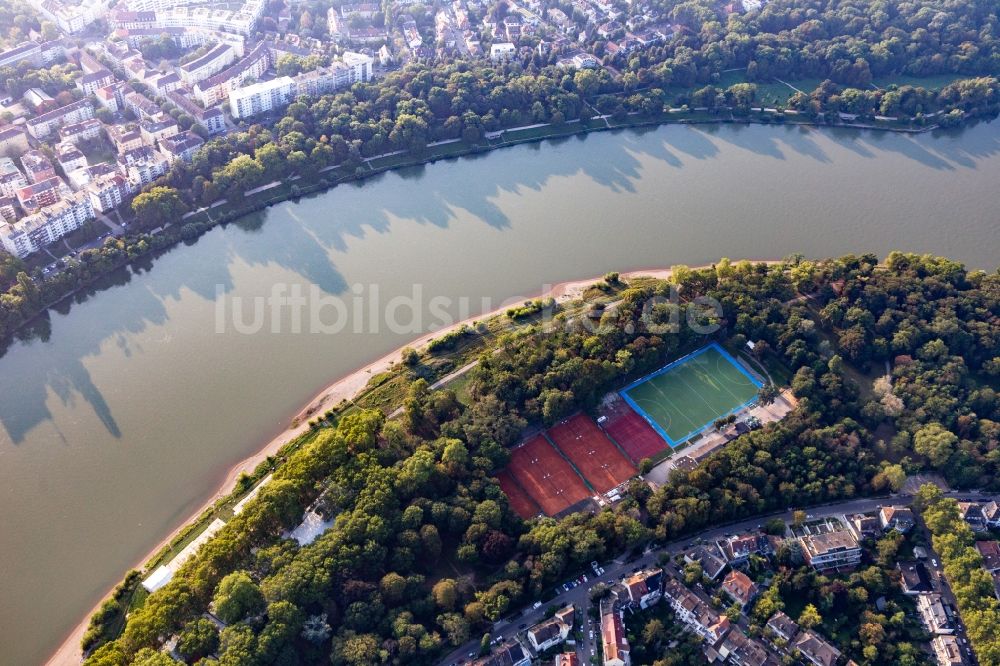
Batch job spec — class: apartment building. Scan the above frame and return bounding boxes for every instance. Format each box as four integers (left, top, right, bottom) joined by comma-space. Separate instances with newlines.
229, 76, 297, 119
55, 142, 88, 174
21, 151, 56, 184
26, 99, 94, 140
931, 635, 966, 666
59, 118, 104, 144
107, 124, 145, 154
663, 578, 731, 644
798, 528, 862, 571
76, 69, 115, 96
123, 91, 161, 120
139, 115, 180, 144
0, 157, 28, 197
120, 147, 170, 187
158, 131, 204, 163
469, 640, 531, 666
622, 568, 664, 609
601, 607, 630, 666
195, 42, 270, 107
0, 191, 95, 258
526, 605, 573, 652
166, 91, 226, 135
110, 0, 264, 36
28, 0, 105, 34
86, 172, 131, 212
707, 628, 777, 666
0, 42, 43, 69
0, 196, 17, 223
917, 593, 955, 635
293, 53, 373, 98
180, 44, 237, 84
16, 177, 65, 213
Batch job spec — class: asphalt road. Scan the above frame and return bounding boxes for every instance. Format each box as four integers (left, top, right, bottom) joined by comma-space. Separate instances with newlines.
438, 491, 993, 666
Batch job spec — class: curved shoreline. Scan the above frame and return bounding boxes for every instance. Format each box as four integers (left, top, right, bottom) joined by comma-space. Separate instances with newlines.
46, 259, 782, 665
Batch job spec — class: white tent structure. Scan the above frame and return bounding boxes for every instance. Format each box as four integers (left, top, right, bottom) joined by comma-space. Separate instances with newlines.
142, 518, 227, 592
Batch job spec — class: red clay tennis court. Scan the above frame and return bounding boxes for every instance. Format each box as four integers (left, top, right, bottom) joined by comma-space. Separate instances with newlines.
547, 414, 636, 493
507, 434, 591, 516
496, 470, 542, 519
600, 398, 669, 463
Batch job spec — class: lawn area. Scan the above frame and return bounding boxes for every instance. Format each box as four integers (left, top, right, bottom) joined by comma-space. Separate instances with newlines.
871, 73, 963, 90
77, 137, 117, 166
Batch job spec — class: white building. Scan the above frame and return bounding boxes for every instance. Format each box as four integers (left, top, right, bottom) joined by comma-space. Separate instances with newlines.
28, 0, 107, 34
120, 147, 171, 187
26, 99, 94, 140
931, 635, 966, 666
229, 76, 297, 119
76, 69, 115, 96
0, 157, 28, 197
56, 142, 88, 174
526, 605, 574, 652
158, 131, 204, 163
59, 118, 104, 145
0, 191, 95, 258
180, 44, 237, 84
110, 0, 264, 36
194, 42, 270, 107
0, 42, 43, 69
294, 52, 373, 97
87, 172, 131, 212
490, 42, 516, 61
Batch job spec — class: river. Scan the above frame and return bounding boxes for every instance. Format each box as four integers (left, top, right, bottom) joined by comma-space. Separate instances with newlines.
1, 122, 997, 664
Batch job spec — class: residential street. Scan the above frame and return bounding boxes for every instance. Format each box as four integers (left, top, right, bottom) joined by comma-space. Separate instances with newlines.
439, 490, 992, 665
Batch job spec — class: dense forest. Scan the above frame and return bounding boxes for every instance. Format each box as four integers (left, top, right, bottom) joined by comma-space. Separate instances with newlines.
81, 253, 1000, 665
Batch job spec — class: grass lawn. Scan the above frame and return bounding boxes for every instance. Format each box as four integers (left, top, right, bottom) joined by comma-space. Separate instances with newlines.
78, 137, 117, 166
871, 73, 963, 90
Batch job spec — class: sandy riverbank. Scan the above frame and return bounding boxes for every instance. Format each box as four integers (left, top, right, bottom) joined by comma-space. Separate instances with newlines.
47, 260, 780, 665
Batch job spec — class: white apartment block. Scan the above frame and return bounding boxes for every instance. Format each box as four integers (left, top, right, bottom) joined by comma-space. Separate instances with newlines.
28, 0, 108, 34
0, 157, 28, 197
0, 192, 95, 258
180, 44, 237, 84
294, 52, 373, 97
124, 152, 170, 188
229, 77, 297, 119
56, 143, 88, 174
59, 118, 104, 144
87, 173, 131, 212
26, 100, 94, 140
0, 42, 43, 69
490, 42, 516, 61
195, 42, 270, 107
110, 0, 265, 36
